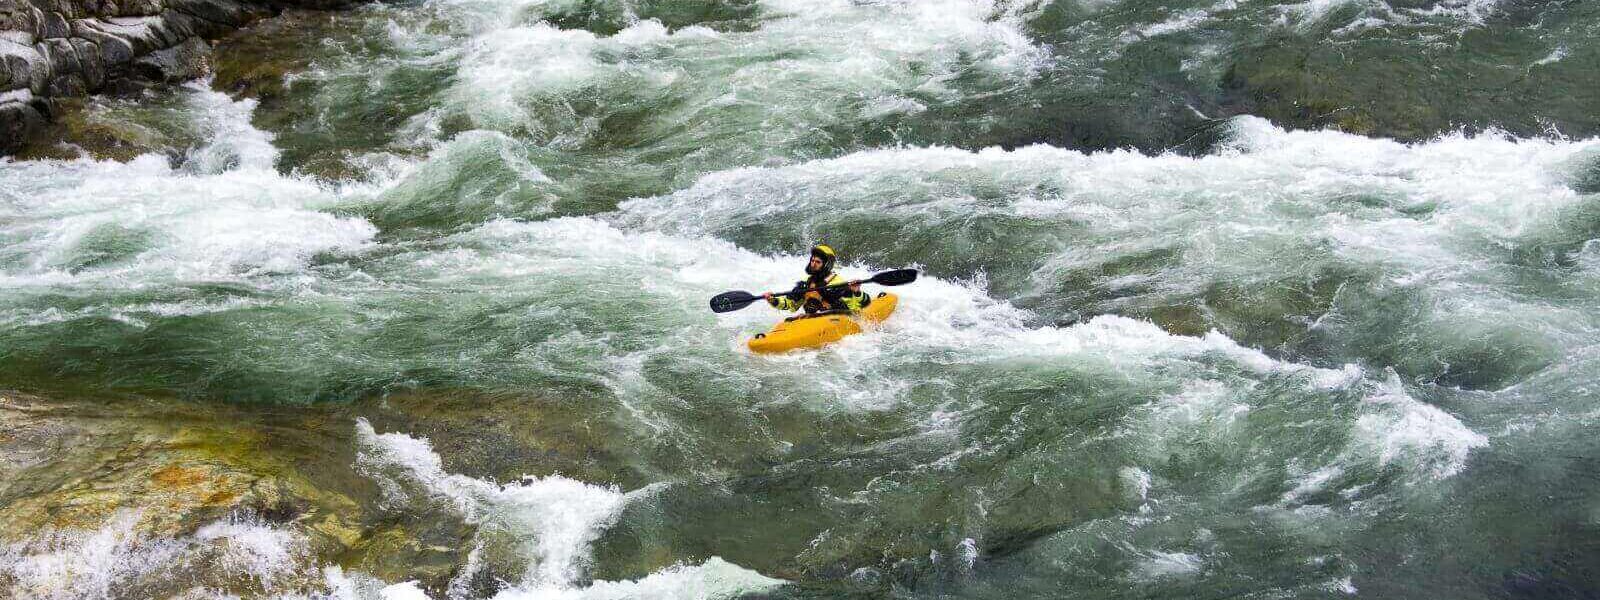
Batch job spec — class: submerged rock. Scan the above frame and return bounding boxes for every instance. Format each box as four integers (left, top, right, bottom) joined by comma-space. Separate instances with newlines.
0, 388, 638, 597
0, 392, 361, 545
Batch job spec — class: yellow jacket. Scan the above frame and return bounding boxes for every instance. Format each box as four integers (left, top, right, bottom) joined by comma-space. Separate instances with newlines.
768, 273, 871, 314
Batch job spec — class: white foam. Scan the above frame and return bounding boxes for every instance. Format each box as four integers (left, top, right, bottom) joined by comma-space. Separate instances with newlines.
0, 86, 377, 295
1131, 550, 1202, 580
355, 419, 629, 587
486, 558, 785, 600
410, 0, 1043, 153
1350, 371, 1488, 480
619, 117, 1598, 381
0, 512, 188, 600
0, 511, 314, 600
194, 513, 310, 591
180, 80, 282, 174
1533, 46, 1568, 67
353, 419, 787, 598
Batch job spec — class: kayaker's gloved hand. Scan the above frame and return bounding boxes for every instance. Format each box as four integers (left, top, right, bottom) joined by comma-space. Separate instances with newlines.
848, 281, 862, 293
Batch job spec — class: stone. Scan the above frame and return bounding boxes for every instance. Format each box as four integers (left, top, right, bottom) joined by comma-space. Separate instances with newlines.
95, 16, 165, 55
149, 14, 185, 46
1, 43, 32, 90
166, 0, 257, 28
39, 11, 68, 37
43, 70, 81, 95
0, 98, 45, 154
26, 3, 45, 36
46, 0, 79, 19
38, 37, 78, 76
0, 2, 39, 37
68, 36, 101, 88
124, 0, 165, 17
70, 19, 133, 66
132, 34, 204, 82
0, 40, 46, 94
0, 27, 34, 47
157, 7, 194, 38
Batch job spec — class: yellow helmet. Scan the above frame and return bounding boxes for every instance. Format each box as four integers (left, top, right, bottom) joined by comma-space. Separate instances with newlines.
807, 244, 837, 276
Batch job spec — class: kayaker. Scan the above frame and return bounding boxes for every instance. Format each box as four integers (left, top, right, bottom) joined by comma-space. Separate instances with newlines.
763, 244, 872, 315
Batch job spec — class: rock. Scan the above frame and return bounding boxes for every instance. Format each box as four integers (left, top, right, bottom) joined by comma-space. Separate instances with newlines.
0, 391, 496, 597
0, 393, 364, 545
92, 16, 167, 55
43, 70, 81, 95
2, 0, 357, 157
123, 0, 164, 17
40, 12, 70, 38
69, 19, 133, 66
0, 40, 44, 92
68, 36, 99, 87
132, 34, 203, 81
38, 37, 79, 77
209, 8, 330, 99
166, 0, 260, 28
0, 28, 36, 47
0, 2, 39, 36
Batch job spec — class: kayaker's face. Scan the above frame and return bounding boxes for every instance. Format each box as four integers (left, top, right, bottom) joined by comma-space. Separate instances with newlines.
807, 255, 824, 274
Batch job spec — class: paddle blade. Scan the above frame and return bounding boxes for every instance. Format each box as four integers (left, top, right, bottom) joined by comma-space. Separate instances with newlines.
868, 268, 919, 286
710, 290, 761, 313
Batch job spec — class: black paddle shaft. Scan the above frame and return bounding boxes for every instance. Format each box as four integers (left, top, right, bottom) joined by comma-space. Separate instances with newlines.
709, 269, 918, 313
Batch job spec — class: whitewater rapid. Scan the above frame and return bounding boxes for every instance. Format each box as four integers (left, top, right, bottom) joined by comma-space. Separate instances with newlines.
4, 0, 1600, 598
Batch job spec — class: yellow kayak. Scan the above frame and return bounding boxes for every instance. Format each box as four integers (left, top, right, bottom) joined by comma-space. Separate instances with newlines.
748, 293, 899, 354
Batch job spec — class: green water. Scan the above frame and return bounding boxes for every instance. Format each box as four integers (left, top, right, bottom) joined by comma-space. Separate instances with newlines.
4, 0, 1600, 598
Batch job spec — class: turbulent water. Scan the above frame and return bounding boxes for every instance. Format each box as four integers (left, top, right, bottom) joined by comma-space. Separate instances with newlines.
4, 0, 1600, 598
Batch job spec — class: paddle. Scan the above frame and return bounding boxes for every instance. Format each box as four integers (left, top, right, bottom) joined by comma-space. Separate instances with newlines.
709, 268, 919, 314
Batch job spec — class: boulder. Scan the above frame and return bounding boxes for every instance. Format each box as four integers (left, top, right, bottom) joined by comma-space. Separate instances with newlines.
39, 11, 70, 38
91, 16, 166, 55
132, 34, 204, 82
38, 37, 78, 76
68, 36, 99, 87
0, 97, 45, 158
166, 0, 260, 28
69, 18, 133, 66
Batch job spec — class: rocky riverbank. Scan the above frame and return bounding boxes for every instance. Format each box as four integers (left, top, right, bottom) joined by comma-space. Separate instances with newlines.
0, 0, 348, 155
0, 386, 687, 598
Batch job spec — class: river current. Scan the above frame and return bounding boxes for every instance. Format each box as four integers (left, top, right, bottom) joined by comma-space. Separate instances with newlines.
3, 0, 1600, 598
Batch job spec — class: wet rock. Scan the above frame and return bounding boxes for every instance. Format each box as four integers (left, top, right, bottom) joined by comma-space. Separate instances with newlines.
0, 0, 356, 157
0, 97, 45, 154
209, 8, 333, 99
0, 390, 515, 595
0, 2, 40, 35
167, 0, 263, 29
0, 39, 46, 93
0, 393, 363, 545
132, 33, 204, 81
358, 389, 639, 488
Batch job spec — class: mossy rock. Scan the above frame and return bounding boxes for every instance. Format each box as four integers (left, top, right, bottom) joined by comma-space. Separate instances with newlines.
10, 98, 171, 162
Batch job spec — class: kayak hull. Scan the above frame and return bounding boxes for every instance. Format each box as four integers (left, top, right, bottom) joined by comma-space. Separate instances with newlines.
748, 293, 898, 354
